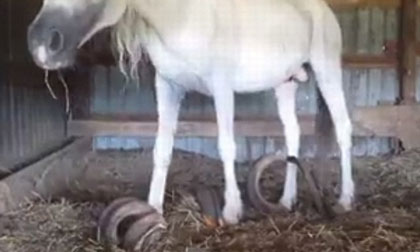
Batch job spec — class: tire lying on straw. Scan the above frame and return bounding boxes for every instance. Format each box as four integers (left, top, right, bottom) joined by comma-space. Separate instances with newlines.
97, 197, 166, 252
247, 154, 337, 219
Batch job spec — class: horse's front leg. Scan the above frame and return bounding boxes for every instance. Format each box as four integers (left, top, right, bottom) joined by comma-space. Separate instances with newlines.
213, 87, 243, 224
148, 75, 185, 214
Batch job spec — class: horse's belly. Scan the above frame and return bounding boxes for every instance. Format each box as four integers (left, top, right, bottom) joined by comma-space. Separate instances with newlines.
172, 73, 212, 95
232, 74, 289, 93
232, 56, 306, 93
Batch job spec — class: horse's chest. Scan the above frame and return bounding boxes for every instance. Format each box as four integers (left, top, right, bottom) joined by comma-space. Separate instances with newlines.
146, 40, 212, 94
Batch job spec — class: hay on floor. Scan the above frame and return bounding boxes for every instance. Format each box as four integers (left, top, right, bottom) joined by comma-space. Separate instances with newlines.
0, 149, 420, 252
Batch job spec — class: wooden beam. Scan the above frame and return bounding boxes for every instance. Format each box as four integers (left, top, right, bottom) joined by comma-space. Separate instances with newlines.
399, 0, 417, 104
342, 54, 397, 68
68, 117, 317, 137
352, 105, 420, 148
326, 0, 401, 9
68, 105, 420, 149
383, 40, 420, 57
67, 118, 370, 139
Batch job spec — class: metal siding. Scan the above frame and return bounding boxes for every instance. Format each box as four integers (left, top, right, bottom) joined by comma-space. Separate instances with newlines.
0, 0, 66, 169
0, 76, 67, 168
338, 8, 398, 156
92, 8, 402, 161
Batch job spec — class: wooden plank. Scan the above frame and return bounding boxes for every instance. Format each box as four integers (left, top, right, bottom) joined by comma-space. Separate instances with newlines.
326, 0, 402, 9
384, 40, 420, 56
352, 105, 420, 148
68, 117, 317, 137
327, 0, 420, 9
342, 55, 397, 68
399, 0, 417, 104
69, 105, 420, 149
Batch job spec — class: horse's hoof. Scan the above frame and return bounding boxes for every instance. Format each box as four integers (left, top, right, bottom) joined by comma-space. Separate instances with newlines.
222, 200, 243, 225
195, 186, 225, 228
332, 201, 353, 215
97, 197, 166, 251
247, 153, 289, 214
279, 196, 296, 212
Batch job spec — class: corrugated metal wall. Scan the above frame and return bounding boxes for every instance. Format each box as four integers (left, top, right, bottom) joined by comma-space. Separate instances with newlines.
88, 7, 417, 162
0, 0, 67, 170
0, 72, 67, 169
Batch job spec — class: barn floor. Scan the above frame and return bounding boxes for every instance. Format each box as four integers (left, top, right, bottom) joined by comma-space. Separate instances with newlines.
0, 148, 420, 252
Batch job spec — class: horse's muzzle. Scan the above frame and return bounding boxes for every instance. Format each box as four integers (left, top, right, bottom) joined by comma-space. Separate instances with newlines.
27, 22, 67, 70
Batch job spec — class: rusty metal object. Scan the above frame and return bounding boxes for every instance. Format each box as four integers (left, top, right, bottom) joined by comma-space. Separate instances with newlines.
97, 197, 166, 251
247, 154, 335, 219
195, 186, 225, 228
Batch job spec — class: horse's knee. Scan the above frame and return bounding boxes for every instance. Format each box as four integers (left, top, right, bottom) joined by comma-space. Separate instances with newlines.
154, 144, 173, 168
153, 125, 176, 168
218, 136, 236, 162
335, 117, 352, 150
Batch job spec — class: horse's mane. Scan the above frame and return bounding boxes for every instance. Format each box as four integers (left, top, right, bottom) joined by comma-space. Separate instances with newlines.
110, 2, 148, 81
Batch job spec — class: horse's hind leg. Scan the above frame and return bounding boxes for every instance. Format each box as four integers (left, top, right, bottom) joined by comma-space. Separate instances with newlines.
148, 75, 185, 213
275, 81, 300, 210
311, 57, 354, 211
308, 5, 354, 211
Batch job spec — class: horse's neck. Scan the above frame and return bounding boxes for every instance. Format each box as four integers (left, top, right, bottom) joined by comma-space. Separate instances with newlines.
130, 0, 188, 35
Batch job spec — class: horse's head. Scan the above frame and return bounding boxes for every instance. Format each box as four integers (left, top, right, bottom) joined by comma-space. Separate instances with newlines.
27, 0, 127, 70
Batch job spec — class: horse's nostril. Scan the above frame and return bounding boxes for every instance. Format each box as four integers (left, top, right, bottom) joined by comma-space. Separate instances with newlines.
48, 29, 64, 53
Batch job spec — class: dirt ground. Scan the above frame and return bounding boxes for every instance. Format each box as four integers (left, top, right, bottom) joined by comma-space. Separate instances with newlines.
0, 147, 420, 252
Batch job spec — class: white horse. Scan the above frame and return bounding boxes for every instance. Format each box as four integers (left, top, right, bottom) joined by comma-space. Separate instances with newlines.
27, 0, 353, 224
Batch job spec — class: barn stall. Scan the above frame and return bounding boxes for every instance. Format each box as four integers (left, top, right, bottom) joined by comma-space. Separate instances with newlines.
1, 0, 420, 251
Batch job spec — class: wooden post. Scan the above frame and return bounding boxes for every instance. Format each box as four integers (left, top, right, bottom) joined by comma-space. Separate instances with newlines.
399, 0, 417, 104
